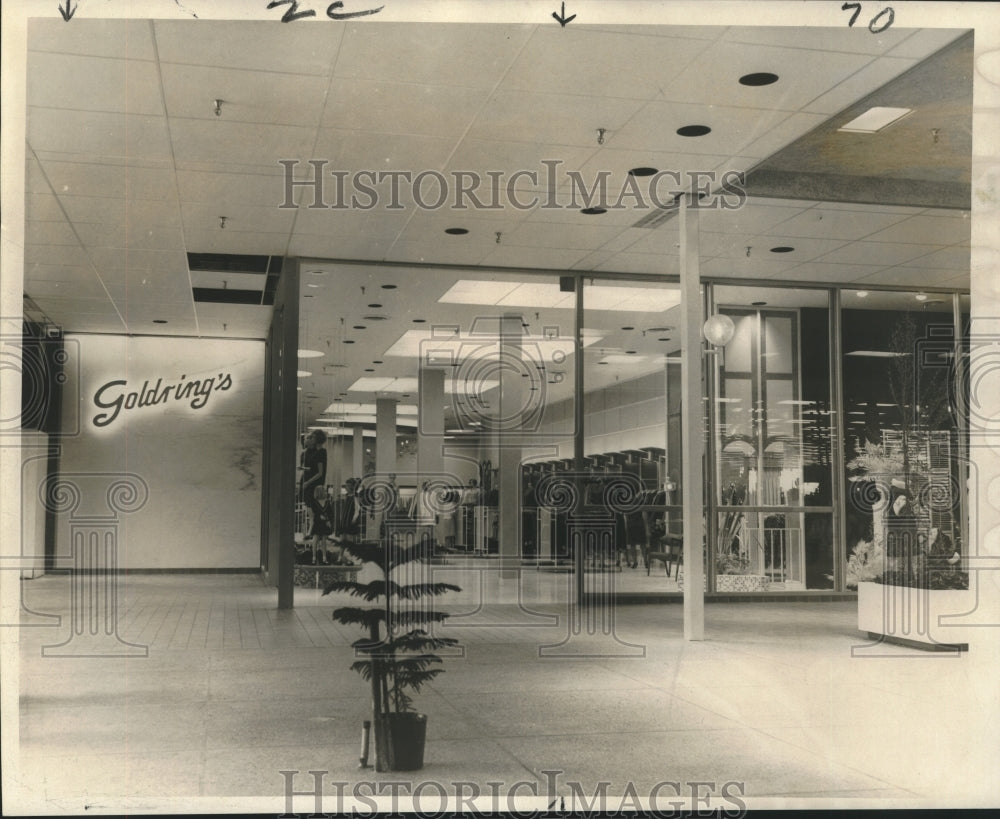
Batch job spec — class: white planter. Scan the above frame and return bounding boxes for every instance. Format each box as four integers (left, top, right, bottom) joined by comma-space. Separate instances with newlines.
677, 572, 771, 592
857, 581, 972, 648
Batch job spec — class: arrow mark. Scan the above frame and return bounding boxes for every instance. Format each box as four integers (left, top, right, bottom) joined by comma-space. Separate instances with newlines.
552, 2, 576, 27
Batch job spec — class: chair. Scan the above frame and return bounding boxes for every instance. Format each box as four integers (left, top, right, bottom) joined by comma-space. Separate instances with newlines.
647, 532, 683, 577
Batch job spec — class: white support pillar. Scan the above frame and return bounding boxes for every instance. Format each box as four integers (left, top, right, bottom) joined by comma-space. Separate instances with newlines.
679, 195, 705, 641
418, 367, 445, 478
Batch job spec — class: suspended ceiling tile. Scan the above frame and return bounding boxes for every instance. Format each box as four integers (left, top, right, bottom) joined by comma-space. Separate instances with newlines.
623, 229, 683, 257
803, 56, 919, 115
169, 119, 317, 167
28, 18, 156, 61
503, 221, 625, 252
598, 227, 662, 254
28, 109, 172, 161
314, 129, 459, 176
394, 210, 528, 246
571, 149, 733, 191
58, 195, 132, 225
699, 255, 801, 278
572, 250, 616, 271
595, 253, 679, 276
287, 233, 394, 261
182, 228, 289, 257
699, 200, 810, 235
860, 213, 972, 245
334, 23, 533, 88
25, 263, 95, 283
887, 29, 970, 59
444, 139, 597, 188
722, 26, 914, 55
24, 278, 112, 300
382, 240, 492, 267
899, 244, 971, 269
160, 63, 330, 126
765, 206, 916, 241
854, 266, 964, 287
611, 100, 791, 156
292, 206, 392, 237
480, 245, 589, 271
176, 168, 287, 207
503, 28, 712, 99
85, 248, 190, 274
180, 202, 296, 235
192, 304, 272, 338
467, 91, 647, 149
24, 244, 90, 267
322, 80, 484, 137
25, 193, 65, 222
25, 220, 78, 246
27, 52, 164, 116
814, 239, 944, 266
663, 41, 872, 111
736, 111, 830, 159
189, 271, 266, 291
153, 20, 342, 76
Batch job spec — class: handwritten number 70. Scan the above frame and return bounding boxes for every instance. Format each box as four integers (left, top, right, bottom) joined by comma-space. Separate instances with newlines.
842, 3, 895, 33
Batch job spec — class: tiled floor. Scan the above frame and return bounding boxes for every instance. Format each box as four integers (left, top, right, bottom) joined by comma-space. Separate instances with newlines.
10, 567, 999, 813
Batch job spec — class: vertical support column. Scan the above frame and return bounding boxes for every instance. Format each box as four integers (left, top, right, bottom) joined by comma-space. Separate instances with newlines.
375, 398, 397, 476
418, 368, 445, 478
353, 426, 364, 479
830, 288, 847, 591
276, 260, 299, 610
574, 278, 586, 603
679, 196, 705, 641
498, 313, 523, 576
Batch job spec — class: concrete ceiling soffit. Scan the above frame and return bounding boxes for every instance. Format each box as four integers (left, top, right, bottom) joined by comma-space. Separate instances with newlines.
745, 30, 972, 210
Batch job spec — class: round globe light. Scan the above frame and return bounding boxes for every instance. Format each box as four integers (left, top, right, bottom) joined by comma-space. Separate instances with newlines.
702, 314, 736, 346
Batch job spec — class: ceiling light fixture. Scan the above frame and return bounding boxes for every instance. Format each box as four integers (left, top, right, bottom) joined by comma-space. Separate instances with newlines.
298, 349, 324, 358
915, 293, 929, 301
856, 290, 869, 298
677, 125, 711, 137
445, 227, 468, 235
739, 72, 779, 86
153, 319, 168, 324
837, 106, 913, 133
628, 167, 658, 177
581, 207, 607, 215
770, 246, 794, 253
381, 284, 397, 290
213, 98, 223, 116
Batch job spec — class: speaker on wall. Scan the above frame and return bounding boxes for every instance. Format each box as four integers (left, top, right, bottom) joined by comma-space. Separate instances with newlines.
20, 321, 65, 434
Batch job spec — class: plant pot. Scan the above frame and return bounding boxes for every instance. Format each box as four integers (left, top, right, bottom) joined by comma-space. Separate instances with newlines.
375, 712, 427, 771
857, 580, 972, 649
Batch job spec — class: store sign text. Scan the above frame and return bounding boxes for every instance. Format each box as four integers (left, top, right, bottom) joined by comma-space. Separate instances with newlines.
92, 373, 234, 428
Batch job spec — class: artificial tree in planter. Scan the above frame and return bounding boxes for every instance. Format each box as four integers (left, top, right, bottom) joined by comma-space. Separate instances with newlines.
323, 537, 460, 771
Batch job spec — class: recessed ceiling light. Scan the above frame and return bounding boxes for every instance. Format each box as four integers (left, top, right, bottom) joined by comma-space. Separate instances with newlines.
770, 246, 794, 253
915, 293, 928, 301
838, 107, 913, 133
381, 284, 397, 290
598, 361, 608, 365
751, 301, 767, 306
373, 360, 383, 364
365, 368, 374, 372
739, 72, 779, 86
581, 207, 607, 215
307, 269, 327, 276
304, 295, 314, 298
445, 227, 469, 235
626, 350, 637, 355
646, 326, 671, 332
856, 291, 869, 298
412, 318, 427, 323
344, 339, 355, 344
353, 325, 366, 330
621, 326, 634, 331
298, 349, 324, 358
152, 319, 168, 324
628, 167, 658, 177
658, 337, 670, 341
368, 303, 382, 308
677, 125, 711, 137
306, 283, 320, 288
297, 370, 311, 377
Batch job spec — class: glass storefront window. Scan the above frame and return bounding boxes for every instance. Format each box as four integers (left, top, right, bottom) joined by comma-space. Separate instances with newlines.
711, 287, 834, 591
840, 289, 963, 585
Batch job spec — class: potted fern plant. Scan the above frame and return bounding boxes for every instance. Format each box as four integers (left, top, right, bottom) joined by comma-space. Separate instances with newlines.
323, 536, 461, 771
